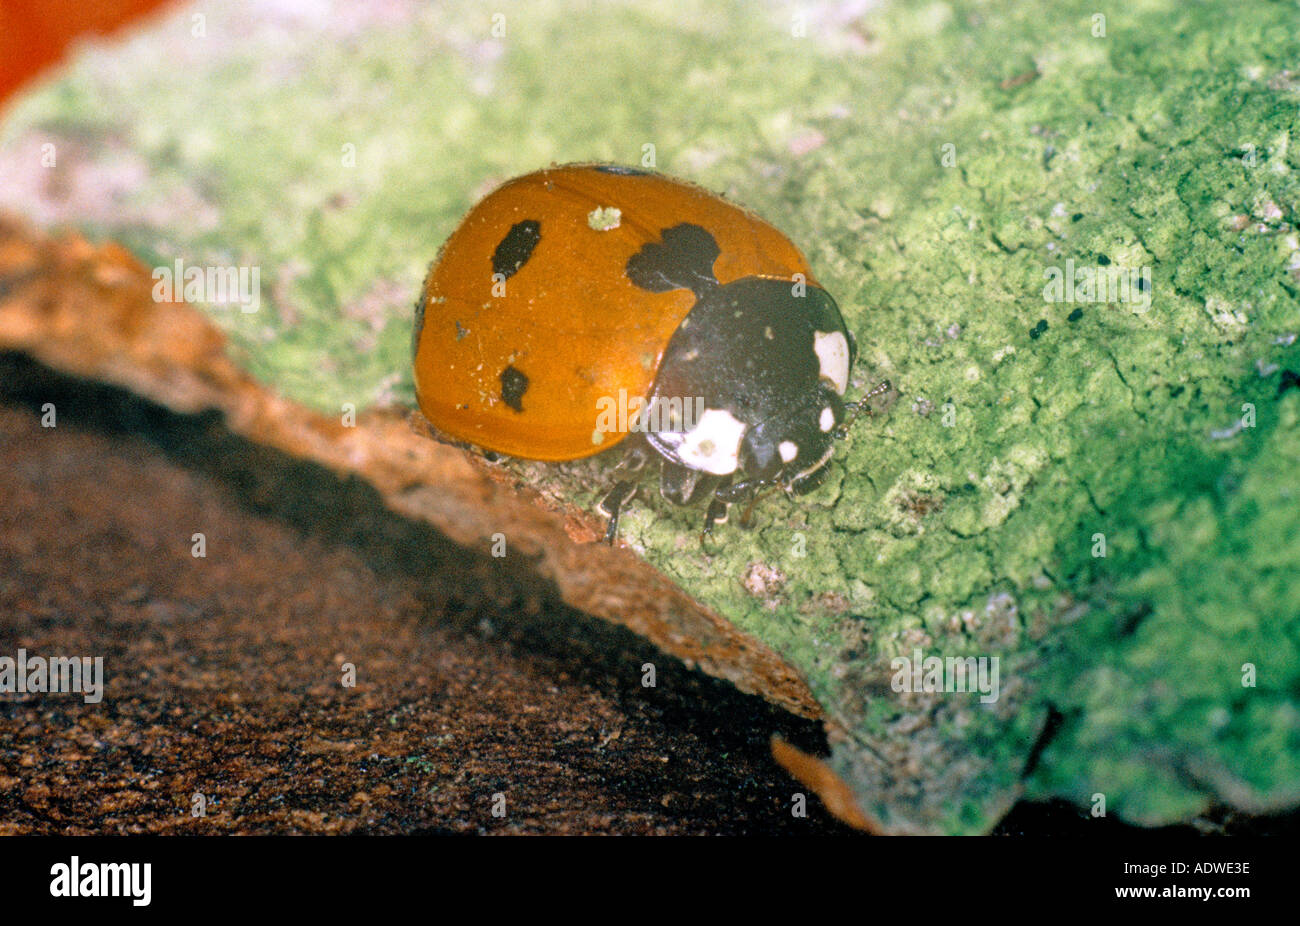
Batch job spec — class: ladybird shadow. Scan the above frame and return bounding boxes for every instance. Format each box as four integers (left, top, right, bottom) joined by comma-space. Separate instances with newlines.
0, 350, 836, 789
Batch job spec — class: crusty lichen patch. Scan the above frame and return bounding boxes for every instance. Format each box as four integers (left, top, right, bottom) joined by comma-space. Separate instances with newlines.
1, 0, 1297, 832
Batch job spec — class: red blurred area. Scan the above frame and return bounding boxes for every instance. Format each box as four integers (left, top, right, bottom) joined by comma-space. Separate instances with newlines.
0, 0, 175, 105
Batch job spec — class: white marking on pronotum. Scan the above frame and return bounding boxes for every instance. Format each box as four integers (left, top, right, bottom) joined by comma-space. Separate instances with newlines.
656, 407, 747, 475
779, 440, 799, 463
819, 406, 835, 432
813, 331, 850, 394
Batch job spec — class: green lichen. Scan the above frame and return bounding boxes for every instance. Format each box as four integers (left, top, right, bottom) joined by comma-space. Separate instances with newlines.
2, 0, 1297, 832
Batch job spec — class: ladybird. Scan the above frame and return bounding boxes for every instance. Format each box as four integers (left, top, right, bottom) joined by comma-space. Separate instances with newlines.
413, 163, 885, 543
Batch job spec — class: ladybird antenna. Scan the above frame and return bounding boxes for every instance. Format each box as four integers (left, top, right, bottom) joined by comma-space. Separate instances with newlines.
863, 378, 892, 400
837, 379, 891, 437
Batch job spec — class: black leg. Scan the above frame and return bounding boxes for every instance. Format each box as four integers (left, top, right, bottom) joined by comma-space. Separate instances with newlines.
597, 443, 649, 545
737, 488, 763, 529
599, 479, 638, 545
698, 477, 733, 549
660, 461, 710, 506
699, 496, 729, 551
699, 477, 769, 540
714, 477, 766, 504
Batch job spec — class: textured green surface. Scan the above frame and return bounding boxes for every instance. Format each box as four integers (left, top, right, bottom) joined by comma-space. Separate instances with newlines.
2, 0, 1298, 832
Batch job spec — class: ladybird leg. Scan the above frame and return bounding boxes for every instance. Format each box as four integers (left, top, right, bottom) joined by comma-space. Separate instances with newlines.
660, 462, 713, 506
714, 478, 770, 530
597, 443, 650, 545
599, 479, 638, 545
699, 498, 729, 552
713, 477, 766, 503
698, 477, 734, 549
737, 489, 763, 530
612, 442, 650, 477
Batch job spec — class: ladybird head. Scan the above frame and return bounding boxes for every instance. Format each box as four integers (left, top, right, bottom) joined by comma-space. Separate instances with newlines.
732, 284, 853, 491
738, 381, 848, 489
643, 275, 856, 489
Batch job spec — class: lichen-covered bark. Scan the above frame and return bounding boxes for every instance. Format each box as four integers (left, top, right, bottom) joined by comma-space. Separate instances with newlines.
1, 0, 1296, 832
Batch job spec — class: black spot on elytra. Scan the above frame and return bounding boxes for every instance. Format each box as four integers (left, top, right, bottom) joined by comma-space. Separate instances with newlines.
491, 220, 541, 279
595, 165, 649, 175
1278, 369, 1300, 398
500, 365, 529, 412
625, 223, 720, 297
1067, 307, 1083, 322
1030, 319, 1049, 339
455, 320, 469, 341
